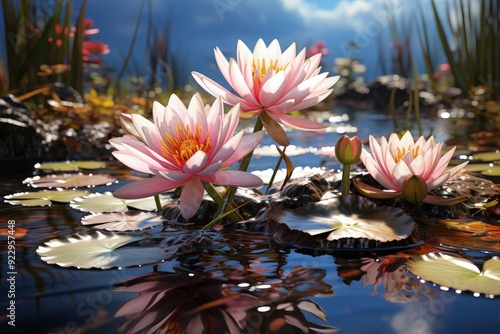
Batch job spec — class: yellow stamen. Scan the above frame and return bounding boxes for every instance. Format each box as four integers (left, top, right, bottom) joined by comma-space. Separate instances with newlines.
394, 145, 420, 163
252, 58, 289, 84
161, 123, 210, 165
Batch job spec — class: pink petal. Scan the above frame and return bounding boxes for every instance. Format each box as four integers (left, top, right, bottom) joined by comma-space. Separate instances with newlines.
259, 71, 287, 107
408, 154, 426, 176
214, 47, 231, 84
267, 39, 282, 60
213, 170, 263, 187
179, 177, 204, 218
183, 150, 208, 174
191, 72, 245, 107
228, 59, 260, 106
392, 161, 412, 190
112, 151, 155, 174
361, 151, 397, 191
211, 130, 244, 163
198, 160, 223, 177
287, 88, 333, 111
222, 130, 265, 167
268, 113, 326, 131
276, 72, 329, 105
152, 169, 190, 182
113, 177, 183, 199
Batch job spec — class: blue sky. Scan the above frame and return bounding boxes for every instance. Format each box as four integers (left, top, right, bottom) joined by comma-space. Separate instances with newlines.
5, 0, 451, 88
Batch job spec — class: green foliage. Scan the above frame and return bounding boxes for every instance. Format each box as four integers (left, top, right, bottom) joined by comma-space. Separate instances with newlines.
1, 0, 86, 94
423, 0, 500, 101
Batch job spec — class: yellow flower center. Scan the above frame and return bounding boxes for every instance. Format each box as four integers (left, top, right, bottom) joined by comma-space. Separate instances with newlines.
394, 145, 420, 163
252, 58, 289, 85
161, 123, 210, 165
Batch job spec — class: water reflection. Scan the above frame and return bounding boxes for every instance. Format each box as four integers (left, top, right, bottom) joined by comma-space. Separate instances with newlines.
114, 267, 338, 333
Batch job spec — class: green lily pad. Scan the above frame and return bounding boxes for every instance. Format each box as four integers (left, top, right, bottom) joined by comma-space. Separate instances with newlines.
70, 192, 171, 212
472, 152, 500, 162
35, 161, 106, 171
463, 164, 500, 176
4, 190, 91, 206
36, 230, 168, 269
24, 173, 117, 188
406, 252, 500, 296
270, 195, 415, 242
81, 212, 164, 231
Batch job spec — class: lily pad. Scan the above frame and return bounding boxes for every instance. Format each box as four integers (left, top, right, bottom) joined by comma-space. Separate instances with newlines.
472, 151, 500, 162
406, 252, 500, 296
35, 161, 106, 171
70, 192, 170, 212
271, 196, 415, 242
463, 164, 500, 176
81, 212, 164, 231
23, 173, 116, 188
36, 230, 168, 269
4, 190, 91, 206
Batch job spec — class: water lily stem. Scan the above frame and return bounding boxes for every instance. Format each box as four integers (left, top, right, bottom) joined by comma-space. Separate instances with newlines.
203, 182, 243, 227
219, 116, 264, 219
266, 146, 286, 194
238, 116, 264, 172
341, 164, 351, 196
154, 194, 162, 211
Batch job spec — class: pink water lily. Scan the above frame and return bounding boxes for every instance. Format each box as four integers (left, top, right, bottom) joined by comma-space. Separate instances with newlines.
192, 39, 340, 146
353, 132, 469, 204
109, 93, 265, 218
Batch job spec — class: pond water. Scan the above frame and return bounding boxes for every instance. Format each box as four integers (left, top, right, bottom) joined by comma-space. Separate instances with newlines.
1, 105, 499, 334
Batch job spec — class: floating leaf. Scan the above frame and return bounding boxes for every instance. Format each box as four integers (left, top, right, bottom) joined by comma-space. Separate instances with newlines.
36, 231, 167, 269
406, 252, 500, 296
81, 212, 163, 231
463, 163, 500, 176
4, 190, 91, 206
35, 160, 106, 171
24, 173, 116, 188
270, 196, 415, 242
472, 152, 500, 162
71, 192, 170, 212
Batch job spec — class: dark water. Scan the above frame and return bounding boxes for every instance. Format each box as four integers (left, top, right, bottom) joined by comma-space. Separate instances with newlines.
1, 106, 499, 333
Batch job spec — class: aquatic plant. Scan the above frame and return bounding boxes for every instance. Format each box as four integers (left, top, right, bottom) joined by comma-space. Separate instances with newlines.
353, 131, 469, 205
335, 135, 362, 195
192, 38, 340, 146
423, 0, 500, 102
0, 0, 101, 93
109, 93, 264, 219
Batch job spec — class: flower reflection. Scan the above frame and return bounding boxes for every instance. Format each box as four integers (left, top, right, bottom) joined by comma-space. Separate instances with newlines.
114, 266, 338, 333
359, 255, 440, 303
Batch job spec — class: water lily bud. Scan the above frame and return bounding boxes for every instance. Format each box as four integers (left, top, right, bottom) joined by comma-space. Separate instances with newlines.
402, 175, 428, 204
335, 135, 362, 165
119, 113, 141, 139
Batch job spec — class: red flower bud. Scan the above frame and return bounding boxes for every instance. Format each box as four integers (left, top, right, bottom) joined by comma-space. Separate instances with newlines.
335, 135, 362, 165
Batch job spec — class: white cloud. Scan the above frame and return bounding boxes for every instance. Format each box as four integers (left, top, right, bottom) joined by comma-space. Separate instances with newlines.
280, 0, 375, 29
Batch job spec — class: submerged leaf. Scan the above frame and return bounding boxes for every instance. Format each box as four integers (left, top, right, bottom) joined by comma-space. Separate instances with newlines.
36, 230, 167, 269
24, 173, 116, 188
4, 190, 91, 206
270, 196, 415, 242
406, 252, 500, 296
81, 212, 163, 231
71, 192, 171, 212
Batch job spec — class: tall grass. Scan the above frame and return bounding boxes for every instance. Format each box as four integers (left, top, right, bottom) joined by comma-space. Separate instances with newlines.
1, 0, 86, 93
421, 0, 500, 101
